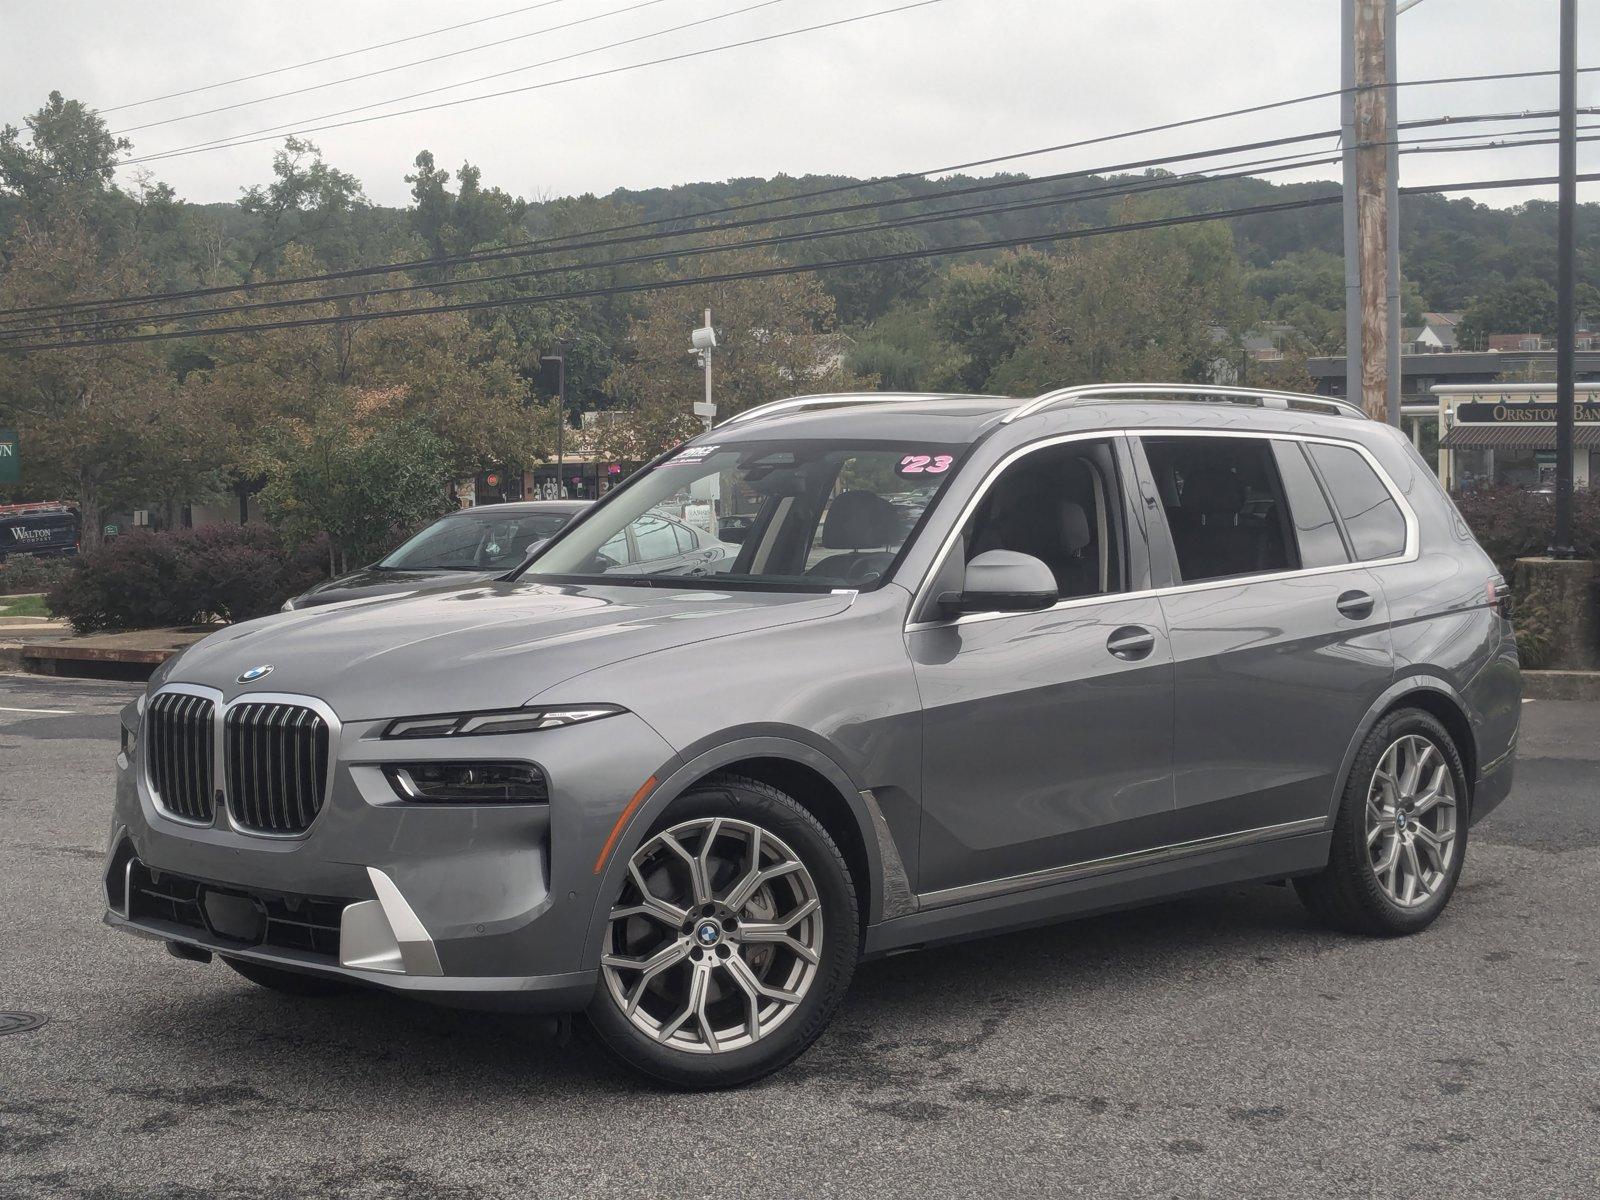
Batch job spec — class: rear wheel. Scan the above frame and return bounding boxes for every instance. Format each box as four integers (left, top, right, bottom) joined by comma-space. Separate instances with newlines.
222, 955, 354, 998
587, 775, 859, 1089
1296, 709, 1468, 936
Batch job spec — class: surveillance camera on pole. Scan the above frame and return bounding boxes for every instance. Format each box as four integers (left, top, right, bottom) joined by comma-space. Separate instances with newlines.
691, 309, 717, 429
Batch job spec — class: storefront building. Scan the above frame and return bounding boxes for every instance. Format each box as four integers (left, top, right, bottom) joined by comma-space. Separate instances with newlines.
1433, 383, 1600, 492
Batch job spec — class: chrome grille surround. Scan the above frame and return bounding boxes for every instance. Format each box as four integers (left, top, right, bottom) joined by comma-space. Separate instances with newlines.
141, 686, 339, 840
143, 686, 219, 826
223, 695, 336, 837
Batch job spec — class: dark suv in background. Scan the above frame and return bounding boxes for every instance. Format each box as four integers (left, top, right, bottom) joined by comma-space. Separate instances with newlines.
106, 384, 1519, 1088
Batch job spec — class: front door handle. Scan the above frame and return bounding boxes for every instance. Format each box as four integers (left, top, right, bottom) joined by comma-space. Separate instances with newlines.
1337, 589, 1376, 620
1107, 625, 1157, 661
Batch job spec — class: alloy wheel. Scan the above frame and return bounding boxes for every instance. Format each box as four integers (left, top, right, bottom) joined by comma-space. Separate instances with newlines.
602, 817, 824, 1054
1365, 733, 1458, 908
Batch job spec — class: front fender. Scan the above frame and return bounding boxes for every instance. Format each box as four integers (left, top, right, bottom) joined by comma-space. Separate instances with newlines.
577, 733, 894, 974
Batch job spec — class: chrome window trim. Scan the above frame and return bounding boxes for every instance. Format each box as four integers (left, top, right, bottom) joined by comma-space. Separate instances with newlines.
916, 815, 1329, 910
144, 684, 341, 841
141, 682, 224, 829
902, 427, 1419, 633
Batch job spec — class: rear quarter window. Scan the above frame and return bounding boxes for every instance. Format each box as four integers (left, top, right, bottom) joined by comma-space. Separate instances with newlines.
1306, 443, 1408, 561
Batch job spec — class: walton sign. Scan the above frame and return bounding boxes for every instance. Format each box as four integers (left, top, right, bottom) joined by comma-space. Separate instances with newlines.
0, 430, 17, 484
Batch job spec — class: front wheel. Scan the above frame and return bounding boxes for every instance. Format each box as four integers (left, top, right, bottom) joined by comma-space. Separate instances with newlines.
1295, 709, 1468, 936
587, 775, 859, 1089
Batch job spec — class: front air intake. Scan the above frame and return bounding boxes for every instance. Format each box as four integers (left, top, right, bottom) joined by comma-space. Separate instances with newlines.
146, 692, 216, 824
224, 702, 330, 835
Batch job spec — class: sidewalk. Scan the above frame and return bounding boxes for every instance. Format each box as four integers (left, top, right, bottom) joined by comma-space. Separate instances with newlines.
0, 626, 218, 679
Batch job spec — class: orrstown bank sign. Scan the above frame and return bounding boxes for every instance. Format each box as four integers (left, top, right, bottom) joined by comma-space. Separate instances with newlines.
0, 430, 17, 485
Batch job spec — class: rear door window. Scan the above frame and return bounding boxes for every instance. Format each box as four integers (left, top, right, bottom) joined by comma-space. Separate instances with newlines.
1305, 443, 1407, 561
1140, 436, 1293, 583
1270, 441, 1350, 569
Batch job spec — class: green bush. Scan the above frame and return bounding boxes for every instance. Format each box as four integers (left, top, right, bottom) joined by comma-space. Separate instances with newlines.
1452, 485, 1600, 578
0, 553, 77, 597
47, 525, 328, 634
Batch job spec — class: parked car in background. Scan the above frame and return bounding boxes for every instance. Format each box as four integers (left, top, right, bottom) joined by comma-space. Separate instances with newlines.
282, 500, 587, 610
0, 501, 79, 560
107, 385, 1519, 1090
593, 510, 738, 576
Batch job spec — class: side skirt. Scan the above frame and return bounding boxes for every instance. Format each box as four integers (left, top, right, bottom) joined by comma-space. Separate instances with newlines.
862, 829, 1332, 957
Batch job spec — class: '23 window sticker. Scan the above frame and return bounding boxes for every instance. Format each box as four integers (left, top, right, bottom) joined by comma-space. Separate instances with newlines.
896, 452, 954, 477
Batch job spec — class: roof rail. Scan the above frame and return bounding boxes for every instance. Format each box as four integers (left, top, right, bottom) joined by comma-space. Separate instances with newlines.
718, 392, 1002, 428
1001, 383, 1368, 424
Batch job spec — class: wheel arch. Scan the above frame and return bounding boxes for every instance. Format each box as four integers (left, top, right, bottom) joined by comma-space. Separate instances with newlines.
579, 734, 890, 969
1328, 675, 1479, 825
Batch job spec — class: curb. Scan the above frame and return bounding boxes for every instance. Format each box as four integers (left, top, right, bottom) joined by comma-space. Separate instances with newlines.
1522, 670, 1600, 702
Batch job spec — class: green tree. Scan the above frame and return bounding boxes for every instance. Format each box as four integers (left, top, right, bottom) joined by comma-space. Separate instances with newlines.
602, 249, 871, 458
931, 253, 1050, 390
1458, 277, 1559, 350
986, 209, 1250, 392
406, 151, 528, 260
237, 137, 369, 276
0, 91, 128, 218
260, 415, 455, 573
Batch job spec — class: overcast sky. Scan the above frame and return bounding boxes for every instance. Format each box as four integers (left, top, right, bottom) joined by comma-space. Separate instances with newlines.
2, 0, 1596, 210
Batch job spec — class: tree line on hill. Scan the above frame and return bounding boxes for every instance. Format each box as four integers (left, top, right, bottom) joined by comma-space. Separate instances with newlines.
2, 89, 1597, 557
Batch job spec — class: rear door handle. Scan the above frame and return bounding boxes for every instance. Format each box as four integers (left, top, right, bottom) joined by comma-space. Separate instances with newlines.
1337, 589, 1376, 620
1106, 626, 1157, 661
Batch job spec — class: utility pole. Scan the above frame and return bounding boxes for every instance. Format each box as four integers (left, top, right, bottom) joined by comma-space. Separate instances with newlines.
540, 353, 567, 499
1552, 0, 1578, 557
1350, 0, 1397, 423
1341, 0, 1362, 409
691, 308, 718, 431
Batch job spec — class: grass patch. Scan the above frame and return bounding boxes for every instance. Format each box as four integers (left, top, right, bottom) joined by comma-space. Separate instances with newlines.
0, 593, 50, 618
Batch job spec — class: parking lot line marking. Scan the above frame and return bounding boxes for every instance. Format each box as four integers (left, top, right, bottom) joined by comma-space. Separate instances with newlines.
0, 705, 73, 715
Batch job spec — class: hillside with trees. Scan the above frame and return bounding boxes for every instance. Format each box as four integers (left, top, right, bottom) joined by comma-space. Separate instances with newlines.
3, 89, 1598, 550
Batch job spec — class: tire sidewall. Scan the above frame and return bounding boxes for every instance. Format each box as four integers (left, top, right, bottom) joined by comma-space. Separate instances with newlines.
586, 776, 859, 1089
1341, 709, 1470, 932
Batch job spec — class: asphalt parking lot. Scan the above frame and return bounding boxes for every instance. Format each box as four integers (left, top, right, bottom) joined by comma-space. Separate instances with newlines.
1, 673, 1596, 1199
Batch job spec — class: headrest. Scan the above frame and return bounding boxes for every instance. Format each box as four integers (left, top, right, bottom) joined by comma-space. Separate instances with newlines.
1180, 467, 1245, 516
994, 487, 1091, 557
821, 490, 902, 550
1058, 501, 1091, 554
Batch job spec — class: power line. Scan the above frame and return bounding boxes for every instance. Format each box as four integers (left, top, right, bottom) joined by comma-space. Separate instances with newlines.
10, 128, 1572, 343
7, 69, 1590, 324
117, 0, 962, 168
6, 123, 1350, 329
99, 0, 582, 114
118, 61, 1600, 170
111, 0, 772, 138
2, 145, 1355, 340
9, 171, 1593, 355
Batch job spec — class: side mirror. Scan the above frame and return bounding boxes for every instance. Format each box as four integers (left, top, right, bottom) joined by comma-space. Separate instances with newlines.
937, 550, 1058, 617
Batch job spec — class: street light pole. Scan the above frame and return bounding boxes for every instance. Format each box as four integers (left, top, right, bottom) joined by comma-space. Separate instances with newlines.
1552, 0, 1578, 558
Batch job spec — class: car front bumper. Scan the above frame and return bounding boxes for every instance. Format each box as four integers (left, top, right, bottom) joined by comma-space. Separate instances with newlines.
106, 700, 681, 1013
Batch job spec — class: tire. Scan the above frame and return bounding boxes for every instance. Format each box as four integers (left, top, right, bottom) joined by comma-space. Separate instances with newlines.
222, 955, 355, 998
586, 774, 860, 1089
1295, 708, 1469, 936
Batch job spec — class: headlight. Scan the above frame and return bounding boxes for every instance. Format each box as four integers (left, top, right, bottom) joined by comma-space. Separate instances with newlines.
382, 705, 624, 739
384, 762, 548, 804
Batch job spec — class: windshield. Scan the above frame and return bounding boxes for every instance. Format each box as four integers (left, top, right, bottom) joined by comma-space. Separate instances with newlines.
379, 510, 573, 572
522, 438, 967, 590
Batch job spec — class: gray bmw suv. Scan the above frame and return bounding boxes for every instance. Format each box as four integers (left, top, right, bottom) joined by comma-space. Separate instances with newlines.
105, 384, 1521, 1088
